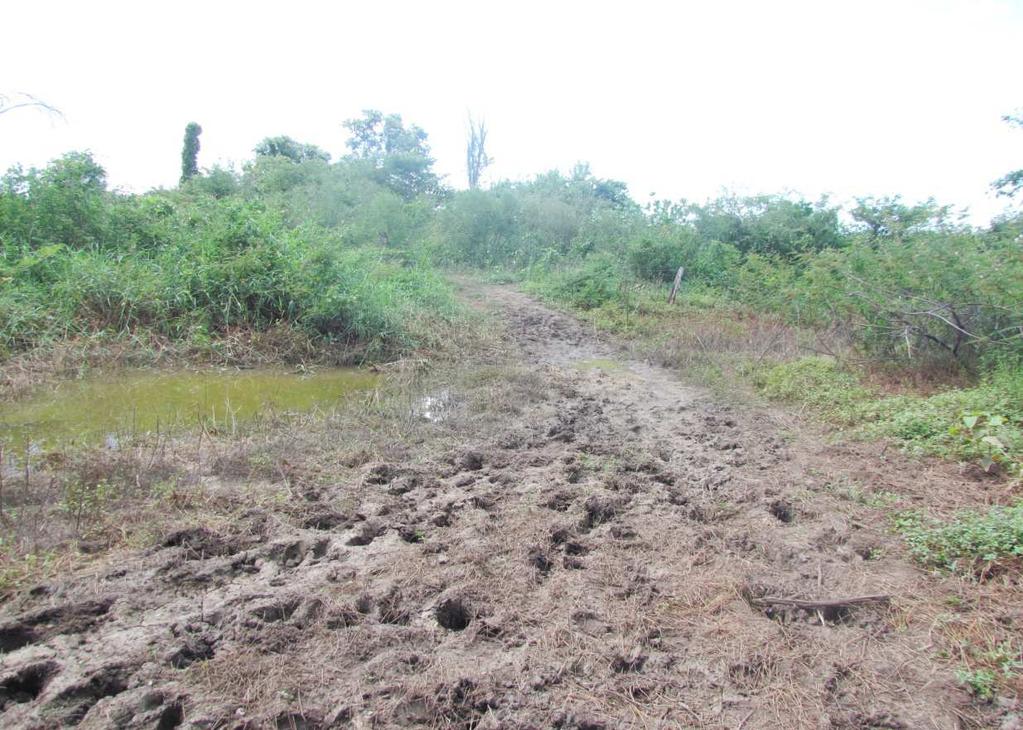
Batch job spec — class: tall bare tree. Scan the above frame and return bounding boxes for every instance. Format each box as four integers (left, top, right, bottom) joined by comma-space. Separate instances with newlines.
0, 92, 63, 119
466, 115, 491, 189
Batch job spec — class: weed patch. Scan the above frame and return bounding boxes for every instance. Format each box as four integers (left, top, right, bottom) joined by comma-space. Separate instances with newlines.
894, 504, 1023, 576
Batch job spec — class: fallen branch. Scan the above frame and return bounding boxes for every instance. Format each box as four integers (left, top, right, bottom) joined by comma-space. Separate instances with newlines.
751, 594, 890, 611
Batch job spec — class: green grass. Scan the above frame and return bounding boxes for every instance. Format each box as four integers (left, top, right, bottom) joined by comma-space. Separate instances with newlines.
753, 356, 872, 418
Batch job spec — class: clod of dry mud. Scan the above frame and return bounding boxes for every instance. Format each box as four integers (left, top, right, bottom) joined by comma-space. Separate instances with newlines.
0, 284, 1015, 728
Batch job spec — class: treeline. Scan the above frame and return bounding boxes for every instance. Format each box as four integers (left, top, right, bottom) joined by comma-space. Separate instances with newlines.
2, 111, 1022, 375
433, 172, 1023, 374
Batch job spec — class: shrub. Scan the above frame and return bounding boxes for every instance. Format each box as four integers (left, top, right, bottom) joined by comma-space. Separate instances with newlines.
539, 255, 624, 310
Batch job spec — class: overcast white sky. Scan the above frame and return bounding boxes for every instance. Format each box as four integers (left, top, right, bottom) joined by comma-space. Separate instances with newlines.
3, 0, 1022, 222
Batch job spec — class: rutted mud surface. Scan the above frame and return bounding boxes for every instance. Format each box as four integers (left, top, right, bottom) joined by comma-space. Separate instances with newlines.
0, 285, 1006, 728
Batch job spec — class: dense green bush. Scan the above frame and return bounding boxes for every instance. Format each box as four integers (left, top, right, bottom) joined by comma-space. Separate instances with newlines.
0, 150, 457, 359
795, 232, 1023, 367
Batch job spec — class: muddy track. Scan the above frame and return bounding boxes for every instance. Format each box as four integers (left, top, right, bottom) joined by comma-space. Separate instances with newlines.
0, 285, 997, 728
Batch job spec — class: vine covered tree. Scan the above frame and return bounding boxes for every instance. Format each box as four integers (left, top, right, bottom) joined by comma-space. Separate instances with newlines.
180, 122, 202, 183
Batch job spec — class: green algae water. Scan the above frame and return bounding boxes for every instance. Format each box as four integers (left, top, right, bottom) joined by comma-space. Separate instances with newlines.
0, 368, 377, 449
573, 358, 624, 372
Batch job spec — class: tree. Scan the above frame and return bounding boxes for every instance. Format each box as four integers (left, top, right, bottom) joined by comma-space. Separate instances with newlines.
254, 135, 330, 163
850, 196, 955, 240
180, 122, 202, 184
0, 151, 109, 249
993, 114, 1023, 198
343, 110, 439, 199
466, 115, 491, 189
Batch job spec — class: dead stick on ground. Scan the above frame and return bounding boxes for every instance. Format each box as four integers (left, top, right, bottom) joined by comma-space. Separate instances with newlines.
752, 594, 890, 611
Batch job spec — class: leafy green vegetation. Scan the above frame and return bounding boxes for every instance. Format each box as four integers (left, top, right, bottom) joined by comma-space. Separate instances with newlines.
895, 504, 1023, 575
0, 112, 460, 363
748, 356, 1023, 474
956, 667, 1000, 701
2, 108, 1021, 478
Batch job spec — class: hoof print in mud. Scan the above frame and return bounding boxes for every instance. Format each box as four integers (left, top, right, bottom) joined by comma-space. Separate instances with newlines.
435, 597, 473, 631
563, 540, 589, 557
363, 463, 399, 485
580, 495, 626, 531
266, 538, 329, 568
456, 450, 485, 472
273, 709, 323, 730
544, 490, 576, 511
346, 522, 384, 546
0, 597, 115, 651
163, 527, 239, 559
610, 524, 637, 540
398, 525, 425, 543
430, 511, 451, 527
302, 508, 351, 531
166, 633, 216, 668
527, 546, 553, 577
378, 589, 411, 625
250, 596, 303, 623
0, 623, 38, 653
549, 526, 574, 546
83, 688, 185, 730
325, 606, 363, 629
610, 647, 648, 674
0, 661, 60, 708
769, 500, 795, 523
45, 663, 133, 726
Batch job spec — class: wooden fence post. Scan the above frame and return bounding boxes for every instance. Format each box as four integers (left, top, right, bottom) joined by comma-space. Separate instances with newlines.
667, 266, 685, 304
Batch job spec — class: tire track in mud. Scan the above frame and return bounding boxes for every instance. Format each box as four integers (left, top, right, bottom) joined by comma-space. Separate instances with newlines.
0, 284, 987, 728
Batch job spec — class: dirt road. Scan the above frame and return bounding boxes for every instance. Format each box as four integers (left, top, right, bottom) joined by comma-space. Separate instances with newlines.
0, 284, 1000, 728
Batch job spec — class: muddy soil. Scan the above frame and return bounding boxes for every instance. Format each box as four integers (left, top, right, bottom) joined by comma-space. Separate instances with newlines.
0, 284, 1015, 728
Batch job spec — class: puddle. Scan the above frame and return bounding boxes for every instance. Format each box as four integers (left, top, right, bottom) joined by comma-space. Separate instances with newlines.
573, 358, 624, 372
413, 389, 451, 423
0, 368, 377, 449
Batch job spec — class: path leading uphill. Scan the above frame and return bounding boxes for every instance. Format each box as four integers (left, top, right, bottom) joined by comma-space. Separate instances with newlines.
0, 284, 998, 728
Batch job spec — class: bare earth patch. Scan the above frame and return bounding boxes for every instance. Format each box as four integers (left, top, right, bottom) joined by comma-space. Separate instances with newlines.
0, 283, 1019, 728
